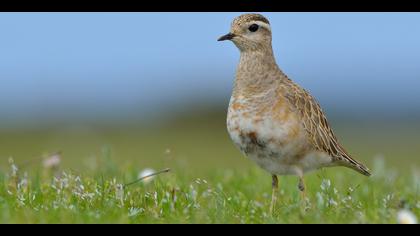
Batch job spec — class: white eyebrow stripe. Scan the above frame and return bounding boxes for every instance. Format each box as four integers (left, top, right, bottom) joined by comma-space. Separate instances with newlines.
249, 21, 271, 31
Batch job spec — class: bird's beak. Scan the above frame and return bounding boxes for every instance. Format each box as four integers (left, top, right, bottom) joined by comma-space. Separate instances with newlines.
218, 33, 236, 41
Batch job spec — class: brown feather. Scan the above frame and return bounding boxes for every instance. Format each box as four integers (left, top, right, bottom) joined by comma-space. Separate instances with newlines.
280, 75, 371, 176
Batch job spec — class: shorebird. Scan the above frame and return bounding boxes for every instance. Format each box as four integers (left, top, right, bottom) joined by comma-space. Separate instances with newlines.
218, 13, 371, 212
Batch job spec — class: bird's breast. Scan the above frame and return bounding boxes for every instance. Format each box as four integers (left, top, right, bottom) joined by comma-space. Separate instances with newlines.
227, 94, 310, 170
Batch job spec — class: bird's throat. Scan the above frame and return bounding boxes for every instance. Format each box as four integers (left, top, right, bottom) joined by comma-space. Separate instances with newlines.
234, 49, 281, 97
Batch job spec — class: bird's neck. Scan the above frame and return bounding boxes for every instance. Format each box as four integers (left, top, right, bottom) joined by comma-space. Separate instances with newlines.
234, 48, 283, 97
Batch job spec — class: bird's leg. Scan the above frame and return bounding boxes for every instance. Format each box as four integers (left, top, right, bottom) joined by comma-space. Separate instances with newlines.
292, 166, 307, 203
270, 174, 278, 214
298, 176, 307, 202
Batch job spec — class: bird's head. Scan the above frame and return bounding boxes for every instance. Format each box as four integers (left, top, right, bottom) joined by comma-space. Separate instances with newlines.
218, 13, 272, 52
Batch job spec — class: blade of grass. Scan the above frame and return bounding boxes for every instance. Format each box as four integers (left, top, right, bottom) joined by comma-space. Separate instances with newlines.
124, 168, 171, 188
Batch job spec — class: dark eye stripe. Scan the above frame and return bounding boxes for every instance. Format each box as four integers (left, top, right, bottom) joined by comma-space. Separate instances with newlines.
248, 24, 259, 32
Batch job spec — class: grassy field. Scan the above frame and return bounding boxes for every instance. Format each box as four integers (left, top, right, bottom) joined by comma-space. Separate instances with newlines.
0, 116, 419, 223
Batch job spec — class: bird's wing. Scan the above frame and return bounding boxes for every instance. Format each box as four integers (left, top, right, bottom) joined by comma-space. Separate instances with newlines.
281, 77, 371, 176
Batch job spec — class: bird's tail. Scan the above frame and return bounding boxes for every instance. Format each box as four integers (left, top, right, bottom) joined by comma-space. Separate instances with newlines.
342, 158, 372, 176
336, 145, 371, 176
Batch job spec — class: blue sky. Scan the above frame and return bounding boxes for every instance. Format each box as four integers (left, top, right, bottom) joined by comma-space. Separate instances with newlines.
1, 13, 420, 124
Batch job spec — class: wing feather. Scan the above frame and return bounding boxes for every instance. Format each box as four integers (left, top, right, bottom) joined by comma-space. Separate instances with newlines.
280, 77, 371, 176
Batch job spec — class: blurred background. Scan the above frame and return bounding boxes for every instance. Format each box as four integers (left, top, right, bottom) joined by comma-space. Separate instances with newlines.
0, 12, 419, 174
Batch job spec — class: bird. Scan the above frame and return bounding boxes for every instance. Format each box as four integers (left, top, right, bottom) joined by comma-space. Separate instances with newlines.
218, 13, 371, 212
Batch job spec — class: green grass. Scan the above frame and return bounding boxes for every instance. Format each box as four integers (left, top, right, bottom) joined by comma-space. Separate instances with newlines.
0, 155, 418, 223
0, 118, 419, 223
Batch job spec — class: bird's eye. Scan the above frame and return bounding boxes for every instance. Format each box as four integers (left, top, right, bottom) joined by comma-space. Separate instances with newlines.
248, 24, 259, 32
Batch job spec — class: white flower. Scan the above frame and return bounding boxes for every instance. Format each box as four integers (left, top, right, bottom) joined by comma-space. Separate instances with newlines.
43, 153, 61, 169
17, 172, 29, 190
115, 184, 124, 205
328, 198, 338, 207
190, 189, 198, 201
8, 157, 18, 177
138, 168, 156, 184
128, 207, 143, 217
321, 179, 331, 191
397, 209, 418, 224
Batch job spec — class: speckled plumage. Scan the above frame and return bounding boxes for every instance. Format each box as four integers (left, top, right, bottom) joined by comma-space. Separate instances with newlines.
220, 14, 370, 202
232, 13, 270, 27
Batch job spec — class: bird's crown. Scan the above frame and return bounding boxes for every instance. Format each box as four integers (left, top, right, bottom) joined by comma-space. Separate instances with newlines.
231, 13, 270, 27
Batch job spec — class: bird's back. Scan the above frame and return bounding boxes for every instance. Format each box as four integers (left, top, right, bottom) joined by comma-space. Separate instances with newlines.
278, 75, 371, 176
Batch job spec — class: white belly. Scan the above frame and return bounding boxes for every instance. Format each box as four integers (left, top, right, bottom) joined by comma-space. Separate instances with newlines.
227, 97, 332, 175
